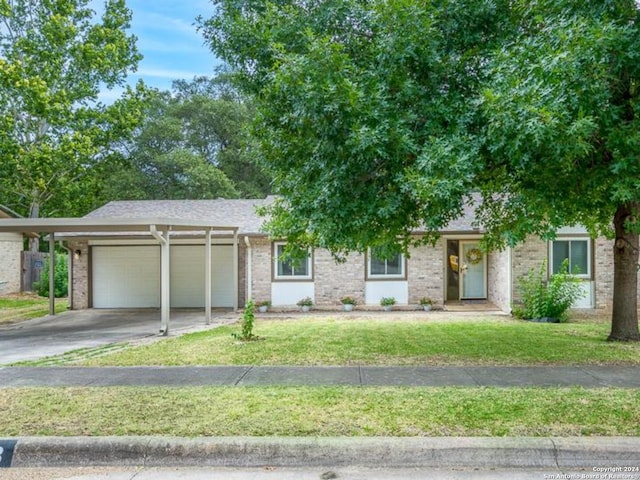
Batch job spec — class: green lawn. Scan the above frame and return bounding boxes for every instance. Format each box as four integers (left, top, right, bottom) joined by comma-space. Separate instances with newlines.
77, 316, 640, 367
0, 386, 638, 437
0, 295, 68, 325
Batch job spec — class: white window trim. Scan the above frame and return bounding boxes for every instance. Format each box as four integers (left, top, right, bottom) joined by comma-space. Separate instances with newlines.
273, 242, 313, 280
549, 237, 591, 279
367, 248, 406, 280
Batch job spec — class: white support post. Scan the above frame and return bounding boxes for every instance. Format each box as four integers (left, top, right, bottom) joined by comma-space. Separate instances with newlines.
161, 228, 171, 335
233, 230, 239, 312
49, 233, 55, 316
151, 225, 171, 335
205, 228, 212, 325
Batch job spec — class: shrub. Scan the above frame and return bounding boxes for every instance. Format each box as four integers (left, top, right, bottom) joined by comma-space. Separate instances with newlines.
380, 297, 396, 307
419, 297, 433, 306
35, 252, 68, 298
297, 296, 313, 307
340, 296, 357, 305
517, 259, 584, 322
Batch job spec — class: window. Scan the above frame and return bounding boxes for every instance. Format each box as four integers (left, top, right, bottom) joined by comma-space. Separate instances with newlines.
367, 248, 405, 279
550, 239, 590, 277
273, 242, 312, 280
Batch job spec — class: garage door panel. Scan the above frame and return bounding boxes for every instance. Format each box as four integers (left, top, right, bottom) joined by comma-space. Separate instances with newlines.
92, 246, 160, 308
171, 245, 234, 308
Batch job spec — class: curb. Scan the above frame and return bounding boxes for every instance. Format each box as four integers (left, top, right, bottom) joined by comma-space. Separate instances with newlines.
3, 437, 640, 469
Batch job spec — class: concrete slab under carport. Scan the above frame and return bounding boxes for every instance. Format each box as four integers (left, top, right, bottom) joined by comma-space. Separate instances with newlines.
0, 309, 234, 365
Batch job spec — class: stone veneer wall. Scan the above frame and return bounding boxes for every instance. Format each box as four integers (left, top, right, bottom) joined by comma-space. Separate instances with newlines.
69, 241, 90, 309
407, 239, 445, 306
487, 248, 511, 313
0, 233, 23, 294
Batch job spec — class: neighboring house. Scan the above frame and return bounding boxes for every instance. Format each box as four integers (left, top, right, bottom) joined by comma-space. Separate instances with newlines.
0, 208, 24, 294
56, 198, 622, 313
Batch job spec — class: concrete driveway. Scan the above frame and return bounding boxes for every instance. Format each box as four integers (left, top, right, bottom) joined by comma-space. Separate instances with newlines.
0, 309, 234, 365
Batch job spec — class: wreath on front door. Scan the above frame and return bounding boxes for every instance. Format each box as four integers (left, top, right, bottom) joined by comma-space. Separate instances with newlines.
465, 248, 483, 265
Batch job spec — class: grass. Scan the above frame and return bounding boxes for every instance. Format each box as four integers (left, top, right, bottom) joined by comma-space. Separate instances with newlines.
0, 386, 638, 437
75, 316, 640, 367
0, 295, 68, 325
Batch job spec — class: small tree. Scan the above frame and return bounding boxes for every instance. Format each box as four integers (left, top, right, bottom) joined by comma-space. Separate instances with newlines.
232, 299, 259, 341
517, 260, 584, 322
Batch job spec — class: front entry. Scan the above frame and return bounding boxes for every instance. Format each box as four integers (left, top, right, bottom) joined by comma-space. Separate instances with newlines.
446, 240, 487, 301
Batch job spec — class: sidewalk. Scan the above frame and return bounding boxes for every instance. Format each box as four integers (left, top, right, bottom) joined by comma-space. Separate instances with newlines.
2, 365, 640, 387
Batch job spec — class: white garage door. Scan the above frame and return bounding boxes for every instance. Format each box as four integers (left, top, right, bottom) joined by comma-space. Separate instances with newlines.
92, 246, 160, 308
171, 245, 234, 308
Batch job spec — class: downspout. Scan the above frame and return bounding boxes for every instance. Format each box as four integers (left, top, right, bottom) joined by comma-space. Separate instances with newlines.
244, 235, 252, 302
61, 241, 73, 311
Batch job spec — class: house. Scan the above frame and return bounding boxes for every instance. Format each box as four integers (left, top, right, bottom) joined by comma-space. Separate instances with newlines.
54, 198, 618, 314
0, 207, 24, 294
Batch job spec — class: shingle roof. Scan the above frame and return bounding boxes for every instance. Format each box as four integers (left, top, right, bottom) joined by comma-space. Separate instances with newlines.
86, 196, 480, 236
85, 198, 271, 235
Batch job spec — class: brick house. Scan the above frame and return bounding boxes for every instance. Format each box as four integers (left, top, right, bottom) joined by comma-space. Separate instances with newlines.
0, 207, 23, 295
56, 198, 619, 313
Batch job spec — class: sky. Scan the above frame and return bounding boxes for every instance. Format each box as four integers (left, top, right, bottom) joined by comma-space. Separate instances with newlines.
99, 0, 221, 102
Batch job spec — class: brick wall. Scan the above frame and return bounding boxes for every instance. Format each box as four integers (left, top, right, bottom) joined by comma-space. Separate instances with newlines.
69, 241, 89, 309
237, 241, 247, 307
594, 237, 615, 310
315, 250, 366, 305
248, 236, 272, 303
0, 233, 23, 294
511, 236, 547, 304
407, 239, 445, 306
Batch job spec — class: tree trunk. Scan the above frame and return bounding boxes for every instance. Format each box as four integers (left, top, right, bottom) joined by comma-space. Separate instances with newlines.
28, 199, 40, 252
609, 203, 640, 342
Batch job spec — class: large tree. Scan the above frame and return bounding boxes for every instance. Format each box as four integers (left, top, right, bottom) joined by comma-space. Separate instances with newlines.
102, 76, 270, 201
0, 0, 151, 229
200, 0, 640, 341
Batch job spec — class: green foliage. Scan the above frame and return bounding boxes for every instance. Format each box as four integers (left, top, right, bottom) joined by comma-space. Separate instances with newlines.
0, 0, 151, 219
232, 300, 258, 341
35, 253, 68, 298
297, 297, 313, 307
380, 297, 396, 307
200, 0, 640, 339
103, 148, 239, 200
101, 76, 271, 202
340, 296, 357, 305
517, 260, 585, 322
419, 297, 433, 306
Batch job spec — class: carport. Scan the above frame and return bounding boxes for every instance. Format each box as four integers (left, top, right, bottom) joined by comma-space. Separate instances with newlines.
0, 217, 239, 335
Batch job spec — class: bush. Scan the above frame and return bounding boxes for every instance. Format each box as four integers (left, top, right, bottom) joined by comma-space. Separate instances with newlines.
380, 297, 396, 307
517, 259, 584, 322
35, 252, 68, 298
